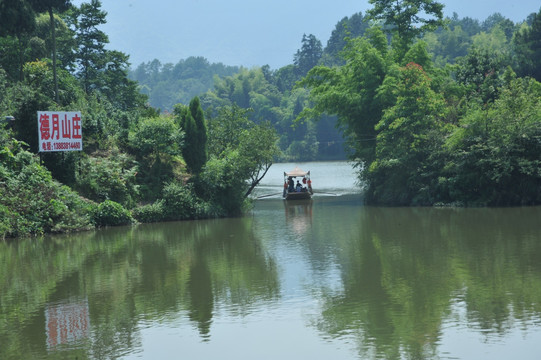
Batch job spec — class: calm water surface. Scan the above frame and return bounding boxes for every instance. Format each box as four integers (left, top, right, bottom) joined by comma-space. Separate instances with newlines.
2, 161, 541, 359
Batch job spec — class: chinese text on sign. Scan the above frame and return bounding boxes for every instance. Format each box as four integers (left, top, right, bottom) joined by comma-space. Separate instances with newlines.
38, 111, 82, 152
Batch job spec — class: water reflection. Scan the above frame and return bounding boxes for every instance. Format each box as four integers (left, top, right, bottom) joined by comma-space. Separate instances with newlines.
1, 193, 541, 359
0, 217, 280, 359
45, 299, 90, 350
284, 199, 313, 237
311, 205, 541, 359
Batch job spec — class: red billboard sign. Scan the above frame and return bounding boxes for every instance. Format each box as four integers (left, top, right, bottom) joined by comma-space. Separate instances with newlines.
38, 111, 83, 152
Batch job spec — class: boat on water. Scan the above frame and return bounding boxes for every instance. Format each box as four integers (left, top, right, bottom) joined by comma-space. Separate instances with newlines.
283, 166, 313, 200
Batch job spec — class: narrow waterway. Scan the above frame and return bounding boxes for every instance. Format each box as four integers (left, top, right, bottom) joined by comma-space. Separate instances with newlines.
1, 161, 541, 359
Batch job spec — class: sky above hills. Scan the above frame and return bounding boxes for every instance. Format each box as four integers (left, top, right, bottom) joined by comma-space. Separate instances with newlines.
72, 0, 540, 69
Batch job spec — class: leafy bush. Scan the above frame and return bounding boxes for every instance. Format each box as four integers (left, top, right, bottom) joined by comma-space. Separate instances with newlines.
197, 153, 249, 217
162, 182, 199, 220
76, 151, 139, 208
93, 200, 133, 227
0, 204, 12, 240
132, 200, 165, 223
0, 149, 94, 237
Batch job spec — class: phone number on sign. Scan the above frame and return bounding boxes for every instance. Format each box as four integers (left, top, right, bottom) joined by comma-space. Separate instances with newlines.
54, 142, 81, 150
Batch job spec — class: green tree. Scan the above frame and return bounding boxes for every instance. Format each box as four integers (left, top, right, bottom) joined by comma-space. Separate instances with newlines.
293, 33, 323, 77
299, 26, 390, 168
323, 12, 370, 65
368, 62, 447, 205
272, 64, 296, 92
129, 57, 239, 112
424, 24, 471, 65
34, 12, 77, 72
129, 116, 182, 159
239, 121, 280, 197
73, 0, 108, 93
190, 96, 207, 168
481, 12, 516, 39
513, 8, 541, 81
101, 50, 145, 110
471, 24, 510, 53
367, 0, 445, 58
443, 75, 541, 205
128, 115, 183, 200
11, 61, 56, 153
201, 105, 279, 214
455, 46, 505, 104
29, 0, 72, 103
0, 0, 37, 80
0, 130, 93, 237
207, 105, 251, 157
176, 97, 207, 174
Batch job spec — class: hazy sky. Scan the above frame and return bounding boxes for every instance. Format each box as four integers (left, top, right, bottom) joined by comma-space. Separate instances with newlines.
72, 0, 540, 69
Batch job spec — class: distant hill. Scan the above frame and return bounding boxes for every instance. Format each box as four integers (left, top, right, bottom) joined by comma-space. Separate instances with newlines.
128, 56, 240, 111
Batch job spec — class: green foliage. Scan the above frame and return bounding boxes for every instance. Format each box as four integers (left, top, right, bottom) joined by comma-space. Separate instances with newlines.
299, 27, 389, 166
197, 151, 249, 217
471, 24, 510, 53
368, 62, 447, 205
73, 0, 108, 93
93, 199, 132, 227
132, 181, 213, 222
301, 9, 541, 206
203, 105, 280, 212
161, 182, 208, 220
34, 12, 77, 70
442, 76, 541, 205
176, 97, 207, 174
513, 8, 541, 81
1, 0, 540, 239
455, 46, 505, 103
367, 0, 445, 58
424, 25, 470, 66
131, 200, 165, 223
101, 50, 147, 110
0, 133, 93, 238
293, 33, 323, 77
238, 121, 280, 197
126, 115, 182, 201
207, 105, 252, 157
75, 150, 139, 208
323, 12, 371, 65
129, 115, 182, 158
129, 57, 240, 112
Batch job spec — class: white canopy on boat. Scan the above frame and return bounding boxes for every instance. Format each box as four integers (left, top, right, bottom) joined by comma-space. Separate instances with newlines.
284, 167, 310, 177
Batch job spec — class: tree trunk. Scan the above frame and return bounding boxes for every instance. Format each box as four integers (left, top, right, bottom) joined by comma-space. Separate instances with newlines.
49, 7, 59, 104
244, 163, 272, 198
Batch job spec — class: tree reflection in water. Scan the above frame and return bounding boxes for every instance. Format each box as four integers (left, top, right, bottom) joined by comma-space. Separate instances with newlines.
1, 195, 541, 359
311, 205, 541, 359
0, 217, 280, 359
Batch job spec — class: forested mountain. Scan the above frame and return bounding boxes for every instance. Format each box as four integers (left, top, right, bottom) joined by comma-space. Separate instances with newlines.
129, 9, 540, 163
128, 57, 239, 112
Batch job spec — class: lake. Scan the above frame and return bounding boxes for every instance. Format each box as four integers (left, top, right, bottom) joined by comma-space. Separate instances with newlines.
1, 161, 541, 359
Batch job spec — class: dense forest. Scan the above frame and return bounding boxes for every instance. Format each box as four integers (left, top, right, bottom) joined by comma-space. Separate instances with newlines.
0, 0, 278, 238
1, 0, 541, 238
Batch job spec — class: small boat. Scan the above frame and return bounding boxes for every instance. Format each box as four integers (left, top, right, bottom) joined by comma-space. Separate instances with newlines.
283, 167, 313, 200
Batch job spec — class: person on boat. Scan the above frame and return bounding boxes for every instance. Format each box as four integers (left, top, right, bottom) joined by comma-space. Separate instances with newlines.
288, 177, 295, 192
296, 180, 302, 192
